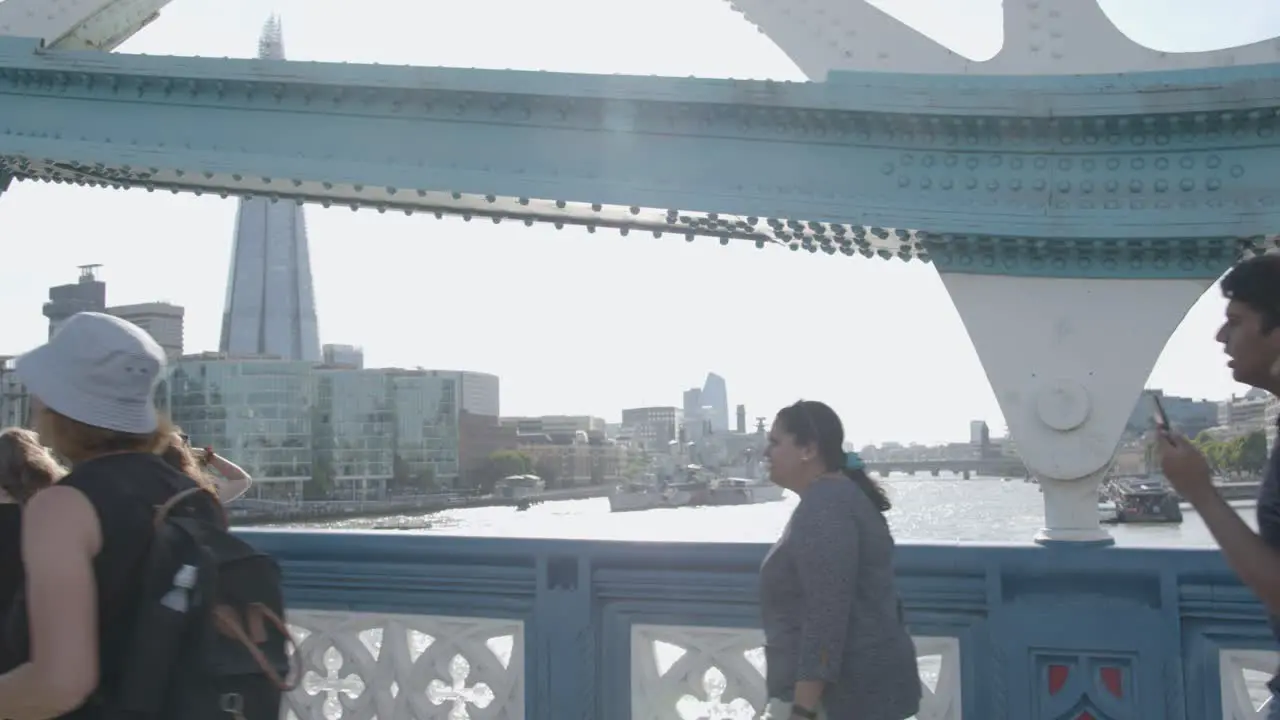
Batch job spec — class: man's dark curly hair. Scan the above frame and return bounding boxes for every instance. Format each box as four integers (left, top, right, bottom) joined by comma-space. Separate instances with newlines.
1221, 254, 1280, 333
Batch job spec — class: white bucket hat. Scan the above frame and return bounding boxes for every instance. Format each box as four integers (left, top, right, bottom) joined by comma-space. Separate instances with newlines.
15, 312, 167, 435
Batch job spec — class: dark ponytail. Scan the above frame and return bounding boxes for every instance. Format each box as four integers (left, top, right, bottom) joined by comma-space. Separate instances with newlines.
777, 400, 892, 515
842, 466, 892, 513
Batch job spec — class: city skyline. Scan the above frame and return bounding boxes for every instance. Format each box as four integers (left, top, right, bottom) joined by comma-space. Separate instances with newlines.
0, 1, 1277, 445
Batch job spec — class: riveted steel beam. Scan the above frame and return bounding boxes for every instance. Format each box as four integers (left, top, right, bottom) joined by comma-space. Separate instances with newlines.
0, 38, 1278, 274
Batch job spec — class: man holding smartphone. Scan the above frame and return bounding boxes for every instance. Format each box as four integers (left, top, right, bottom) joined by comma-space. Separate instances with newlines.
1157, 254, 1280, 715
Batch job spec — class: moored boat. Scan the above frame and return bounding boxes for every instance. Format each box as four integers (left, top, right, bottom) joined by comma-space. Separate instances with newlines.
1099, 476, 1183, 524
706, 477, 786, 505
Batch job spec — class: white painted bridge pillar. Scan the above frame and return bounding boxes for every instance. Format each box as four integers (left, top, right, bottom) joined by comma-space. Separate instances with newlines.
0, 0, 172, 52
939, 271, 1217, 544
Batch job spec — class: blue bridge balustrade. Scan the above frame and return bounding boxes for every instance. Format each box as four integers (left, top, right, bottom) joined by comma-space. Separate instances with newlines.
246, 530, 1277, 720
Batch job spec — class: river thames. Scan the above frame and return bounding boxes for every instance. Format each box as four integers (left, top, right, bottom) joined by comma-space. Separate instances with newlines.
293, 475, 1256, 545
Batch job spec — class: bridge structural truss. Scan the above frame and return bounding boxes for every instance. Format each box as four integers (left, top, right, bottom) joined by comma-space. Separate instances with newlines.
2, 1, 1280, 545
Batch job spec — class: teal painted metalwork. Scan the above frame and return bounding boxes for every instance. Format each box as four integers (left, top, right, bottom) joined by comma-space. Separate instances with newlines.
2, 39, 1280, 277
921, 235, 1248, 279
239, 530, 1271, 720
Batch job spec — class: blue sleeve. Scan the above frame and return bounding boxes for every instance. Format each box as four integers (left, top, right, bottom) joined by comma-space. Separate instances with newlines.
791, 485, 857, 682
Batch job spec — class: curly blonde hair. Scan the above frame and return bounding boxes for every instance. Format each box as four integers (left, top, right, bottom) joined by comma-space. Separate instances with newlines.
0, 427, 66, 503
160, 429, 217, 497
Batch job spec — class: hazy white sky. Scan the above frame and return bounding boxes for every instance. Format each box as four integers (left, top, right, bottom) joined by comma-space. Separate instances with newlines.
1, 0, 1279, 444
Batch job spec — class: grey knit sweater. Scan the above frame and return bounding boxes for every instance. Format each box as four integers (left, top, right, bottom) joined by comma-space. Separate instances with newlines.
759, 475, 921, 720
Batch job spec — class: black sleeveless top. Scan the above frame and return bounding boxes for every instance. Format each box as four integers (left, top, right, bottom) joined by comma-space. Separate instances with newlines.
4, 453, 204, 719
0, 503, 22, 668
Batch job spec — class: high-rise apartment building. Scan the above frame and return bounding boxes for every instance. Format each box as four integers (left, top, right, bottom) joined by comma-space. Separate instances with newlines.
969, 420, 991, 446
218, 17, 321, 362
701, 373, 729, 435
107, 302, 184, 359
42, 267, 184, 358
43, 265, 106, 338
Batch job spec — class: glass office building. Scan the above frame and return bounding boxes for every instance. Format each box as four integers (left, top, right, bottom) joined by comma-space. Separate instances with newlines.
386, 370, 461, 487
168, 356, 316, 499
171, 357, 493, 499
315, 369, 464, 495
314, 369, 396, 497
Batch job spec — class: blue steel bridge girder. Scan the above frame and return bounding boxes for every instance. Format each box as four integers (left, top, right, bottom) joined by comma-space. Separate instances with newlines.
2, 37, 1280, 542
0, 38, 1276, 260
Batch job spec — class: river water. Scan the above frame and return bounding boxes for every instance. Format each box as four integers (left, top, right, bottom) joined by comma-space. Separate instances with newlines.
294, 475, 1255, 546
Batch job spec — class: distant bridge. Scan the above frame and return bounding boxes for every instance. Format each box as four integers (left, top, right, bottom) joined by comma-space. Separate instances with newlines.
867, 458, 1029, 479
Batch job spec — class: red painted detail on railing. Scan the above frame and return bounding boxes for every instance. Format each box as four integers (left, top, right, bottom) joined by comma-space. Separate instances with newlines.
1076, 711, 1097, 720
1048, 664, 1070, 695
1099, 666, 1123, 699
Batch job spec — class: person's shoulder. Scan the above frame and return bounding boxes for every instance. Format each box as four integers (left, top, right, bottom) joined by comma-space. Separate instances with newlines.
66, 451, 161, 478
798, 476, 859, 511
23, 484, 98, 545
808, 475, 858, 497
63, 453, 192, 500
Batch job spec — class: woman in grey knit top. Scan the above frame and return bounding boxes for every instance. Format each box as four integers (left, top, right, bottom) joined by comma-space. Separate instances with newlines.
759, 400, 921, 720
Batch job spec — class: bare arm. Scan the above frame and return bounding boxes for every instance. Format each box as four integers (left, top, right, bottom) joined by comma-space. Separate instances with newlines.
0, 486, 101, 718
791, 484, 859, 709
208, 453, 252, 503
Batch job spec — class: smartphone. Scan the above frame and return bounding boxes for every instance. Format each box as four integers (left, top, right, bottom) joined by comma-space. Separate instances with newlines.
1151, 394, 1172, 432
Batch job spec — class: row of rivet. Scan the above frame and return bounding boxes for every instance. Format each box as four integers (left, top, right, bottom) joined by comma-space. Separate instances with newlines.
9, 157, 925, 246
4, 66, 1280, 149
4, 158, 932, 256
4, 157, 1271, 268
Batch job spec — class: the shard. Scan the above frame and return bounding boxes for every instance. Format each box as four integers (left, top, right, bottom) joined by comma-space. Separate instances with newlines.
218, 17, 321, 362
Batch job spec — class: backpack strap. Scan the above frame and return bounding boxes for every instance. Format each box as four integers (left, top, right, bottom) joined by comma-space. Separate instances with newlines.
154, 487, 212, 527
99, 482, 209, 611
211, 602, 300, 691
85, 481, 213, 713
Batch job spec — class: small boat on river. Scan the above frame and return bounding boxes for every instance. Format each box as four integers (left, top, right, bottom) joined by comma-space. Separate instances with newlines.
705, 476, 786, 505
608, 466, 783, 513
1099, 476, 1183, 525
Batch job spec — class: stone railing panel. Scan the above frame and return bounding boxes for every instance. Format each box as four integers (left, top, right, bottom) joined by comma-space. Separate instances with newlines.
629, 623, 960, 720
1220, 648, 1280, 720
234, 531, 1280, 719
282, 610, 525, 720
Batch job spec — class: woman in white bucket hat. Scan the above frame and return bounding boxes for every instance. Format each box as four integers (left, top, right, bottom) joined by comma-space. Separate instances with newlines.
0, 312, 218, 719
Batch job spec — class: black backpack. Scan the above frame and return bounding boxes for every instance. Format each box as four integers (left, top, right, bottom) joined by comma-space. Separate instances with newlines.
106, 484, 298, 719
